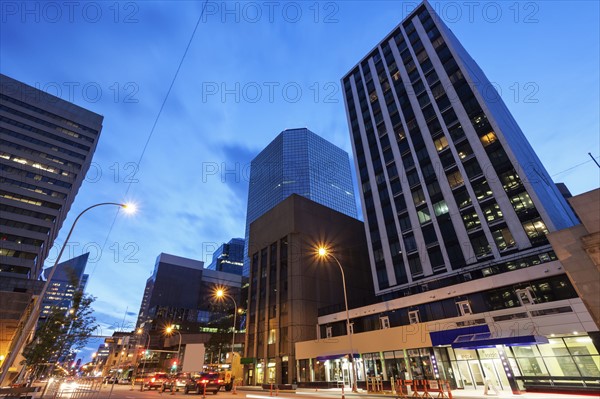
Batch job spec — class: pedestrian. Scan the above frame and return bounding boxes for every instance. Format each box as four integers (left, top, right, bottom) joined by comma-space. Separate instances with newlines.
483, 375, 499, 395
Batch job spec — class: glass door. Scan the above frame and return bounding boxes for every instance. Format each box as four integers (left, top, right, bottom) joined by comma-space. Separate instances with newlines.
468, 361, 485, 387
481, 359, 507, 390
456, 362, 475, 389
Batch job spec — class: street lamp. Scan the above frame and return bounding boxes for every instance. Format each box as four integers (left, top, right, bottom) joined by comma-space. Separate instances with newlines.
317, 246, 358, 393
214, 288, 238, 363
165, 326, 182, 371
137, 328, 151, 391
0, 202, 135, 386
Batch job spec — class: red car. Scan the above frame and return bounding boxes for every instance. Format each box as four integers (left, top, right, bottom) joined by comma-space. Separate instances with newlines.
144, 372, 171, 390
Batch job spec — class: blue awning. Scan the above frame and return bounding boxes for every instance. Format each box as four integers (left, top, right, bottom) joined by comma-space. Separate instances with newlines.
451, 333, 549, 349
430, 325, 490, 346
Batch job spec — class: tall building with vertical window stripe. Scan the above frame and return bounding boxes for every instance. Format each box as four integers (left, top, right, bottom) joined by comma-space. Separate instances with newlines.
243, 128, 358, 277
0, 74, 102, 370
342, 2, 578, 296
290, 2, 597, 394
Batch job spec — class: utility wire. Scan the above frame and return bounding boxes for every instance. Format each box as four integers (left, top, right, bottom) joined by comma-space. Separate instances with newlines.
89, 0, 210, 279
551, 156, 599, 177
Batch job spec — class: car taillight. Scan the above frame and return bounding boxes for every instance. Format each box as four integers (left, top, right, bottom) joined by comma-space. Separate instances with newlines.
201, 379, 208, 384
218, 380, 223, 383
151, 378, 156, 382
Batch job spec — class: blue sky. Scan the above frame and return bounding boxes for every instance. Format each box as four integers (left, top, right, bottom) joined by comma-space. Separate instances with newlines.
2, 1, 599, 361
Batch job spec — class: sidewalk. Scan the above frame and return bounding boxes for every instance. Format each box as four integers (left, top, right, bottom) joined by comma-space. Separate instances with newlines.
239, 386, 598, 399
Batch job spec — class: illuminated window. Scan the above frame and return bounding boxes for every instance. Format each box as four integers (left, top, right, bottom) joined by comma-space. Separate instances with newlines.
482, 202, 503, 222
268, 329, 276, 344
408, 310, 420, 325
418, 208, 431, 224
480, 131, 497, 146
380, 316, 390, 329
456, 301, 472, 315
492, 227, 516, 250
511, 191, 535, 212
516, 288, 535, 305
446, 170, 464, 189
522, 218, 548, 240
434, 136, 449, 152
433, 200, 449, 216
326, 326, 332, 338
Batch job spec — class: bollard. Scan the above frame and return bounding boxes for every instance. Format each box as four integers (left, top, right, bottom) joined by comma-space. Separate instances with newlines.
232, 380, 237, 395
270, 383, 274, 396
342, 383, 345, 399
203, 382, 207, 399
276, 386, 279, 396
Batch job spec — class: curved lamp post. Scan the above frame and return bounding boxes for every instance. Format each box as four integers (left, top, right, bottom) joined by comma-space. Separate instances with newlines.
317, 246, 358, 393
214, 288, 238, 363
0, 202, 135, 386
165, 326, 182, 371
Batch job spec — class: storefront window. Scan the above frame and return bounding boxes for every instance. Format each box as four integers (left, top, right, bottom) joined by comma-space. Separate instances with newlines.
363, 352, 383, 377
298, 359, 309, 382
383, 350, 408, 380
564, 336, 600, 377
537, 339, 579, 377
512, 346, 548, 376
314, 360, 326, 381
408, 348, 434, 380
256, 360, 264, 384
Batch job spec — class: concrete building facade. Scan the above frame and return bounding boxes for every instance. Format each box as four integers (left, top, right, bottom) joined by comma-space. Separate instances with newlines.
0, 74, 102, 373
245, 195, 374, 386
548, 189, 600, 330
294, 1, 598, 394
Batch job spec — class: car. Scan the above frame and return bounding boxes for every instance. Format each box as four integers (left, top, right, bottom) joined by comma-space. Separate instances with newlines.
183, 372, 223, 395
144, 372, 171, 390
173, 373, 191, 391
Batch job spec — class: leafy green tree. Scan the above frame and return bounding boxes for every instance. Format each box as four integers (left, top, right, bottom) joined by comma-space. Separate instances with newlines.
22, 291, 98, 379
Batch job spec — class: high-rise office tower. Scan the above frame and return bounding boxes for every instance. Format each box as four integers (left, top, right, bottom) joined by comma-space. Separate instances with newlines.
207, 238, 244, 275
40, 253, 89, 319
243, 128, 358, 276
290, 2, 596, 393
0, 74, 102, 366
342, 2, 578, 295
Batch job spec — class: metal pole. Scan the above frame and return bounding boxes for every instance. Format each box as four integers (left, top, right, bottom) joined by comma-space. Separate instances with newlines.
176, 330, 182, 371
0, 202, 127, 386
226, 294, 238, 361
140, 332, 150, 391
329, 254, 358, 393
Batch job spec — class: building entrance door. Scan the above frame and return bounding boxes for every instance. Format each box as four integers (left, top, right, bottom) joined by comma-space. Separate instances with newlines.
481, 359, 509, 391
343, 365, 350, 386
456, 361, 475, 389
468, 360, 485, 387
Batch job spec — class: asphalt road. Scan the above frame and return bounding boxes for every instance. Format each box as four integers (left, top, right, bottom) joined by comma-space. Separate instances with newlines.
43, 382, 597, 399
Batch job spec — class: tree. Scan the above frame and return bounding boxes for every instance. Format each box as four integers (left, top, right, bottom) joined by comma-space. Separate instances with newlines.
22, 290, 98, 379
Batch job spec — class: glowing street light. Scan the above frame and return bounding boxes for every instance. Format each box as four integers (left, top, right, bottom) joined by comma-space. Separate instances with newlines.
0, 202, 135, 386
165, 326, 182, 371
214, 288, 238, 363
317, 245, 358, 393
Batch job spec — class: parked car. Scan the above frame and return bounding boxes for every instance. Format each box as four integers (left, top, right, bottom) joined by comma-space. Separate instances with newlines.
144, 372, 171, 390
183, 372, 223, 395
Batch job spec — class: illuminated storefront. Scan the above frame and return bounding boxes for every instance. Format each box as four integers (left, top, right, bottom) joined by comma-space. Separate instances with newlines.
296, 332, 600, 392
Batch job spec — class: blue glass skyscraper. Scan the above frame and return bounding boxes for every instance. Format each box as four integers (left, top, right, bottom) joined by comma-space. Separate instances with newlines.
243, 128, 358, 276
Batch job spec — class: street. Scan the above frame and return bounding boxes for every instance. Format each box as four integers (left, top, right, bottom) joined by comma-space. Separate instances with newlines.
78, 384, 598, 399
